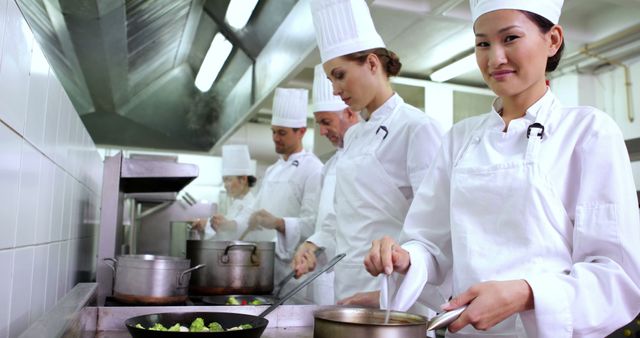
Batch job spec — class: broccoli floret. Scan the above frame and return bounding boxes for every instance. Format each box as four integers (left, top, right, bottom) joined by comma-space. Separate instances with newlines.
226, 296, 240, 305
149, 323, 168, 331
227, 323, 253, 331
168, 323, 181, 331
240, 324, 253, 329
134, 323, 145, 329
208, 321, 224, 332
250, 299, 263, 305
190, 317, 206, 332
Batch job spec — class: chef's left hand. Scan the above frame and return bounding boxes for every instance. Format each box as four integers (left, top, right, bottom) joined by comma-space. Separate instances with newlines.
337, 290, 380, 308
249, 209, 285, 233
443, 280, 534, 333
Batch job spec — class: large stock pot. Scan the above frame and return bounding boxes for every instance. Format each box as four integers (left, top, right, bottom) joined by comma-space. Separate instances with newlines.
104, 254, 204, 304
187, 240, 275, 295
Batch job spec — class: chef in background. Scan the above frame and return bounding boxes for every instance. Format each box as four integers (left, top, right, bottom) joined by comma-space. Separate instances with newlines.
236, 87, 323, 287
192, 144, 257, 240
297, 0, 446, 308
292, 63, 360, 305
365, 0, 640, 336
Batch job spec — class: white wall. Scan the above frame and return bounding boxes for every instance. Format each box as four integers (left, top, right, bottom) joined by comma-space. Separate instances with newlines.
0, 1, 103, 337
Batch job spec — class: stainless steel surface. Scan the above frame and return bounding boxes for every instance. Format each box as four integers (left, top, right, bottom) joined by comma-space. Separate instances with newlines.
106, 255, 204, 304
259, 253, 346, 318
313, 308, 428, 338
94, 327, 313, 338
187, 240, 275, 295
427, 306, 467, 331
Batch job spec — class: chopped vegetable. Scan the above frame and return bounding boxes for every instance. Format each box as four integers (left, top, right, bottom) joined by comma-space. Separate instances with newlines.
190, 318, 206, 332
168, 323, 181, 332
226, 296, 240, 305
250, 299, 264, 305
208, 322, 224, 332
228, 324, 253, 331
149, 323, 168, 331
135, 324, 145, 329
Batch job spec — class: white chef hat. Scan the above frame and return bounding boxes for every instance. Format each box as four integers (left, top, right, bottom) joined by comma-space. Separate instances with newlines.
271, 88, 309, 128
470, 0, 564, 24
311, 0, 386, 63
312, 64, 347, 113
222, 144, 254, 177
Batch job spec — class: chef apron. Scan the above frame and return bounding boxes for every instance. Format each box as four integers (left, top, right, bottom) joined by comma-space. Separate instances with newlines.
333, 102, 411, 301
448, 97, 572, 337
310, 152, 340, 305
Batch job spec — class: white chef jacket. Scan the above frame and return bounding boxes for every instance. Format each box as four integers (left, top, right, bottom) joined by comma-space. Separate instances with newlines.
203, 191, 255, 240
310, 93, 445, 302
236, 150, 323, 282
397, 89, 640, 337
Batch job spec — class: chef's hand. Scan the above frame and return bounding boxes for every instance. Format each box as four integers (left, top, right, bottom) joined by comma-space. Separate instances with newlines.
337, 291, 380, 308
249, 209, 285, 233
190, 218, 207, 232
292, 242, 319, 278
364, 236, 410, 276
443, 280, 534, 333
211, 214, 228, 231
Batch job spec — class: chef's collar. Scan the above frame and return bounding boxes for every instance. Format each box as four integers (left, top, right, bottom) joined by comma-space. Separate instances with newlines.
365, 93, 402, 125
281, 149, 306, 163
489, 87, 555, 126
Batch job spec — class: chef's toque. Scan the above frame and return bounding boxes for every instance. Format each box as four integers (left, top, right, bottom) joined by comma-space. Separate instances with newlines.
311, 0, 386, 63
222, 144, 254, 176
312, 64, 347, 113
470, 0, 564, 24
271, 88, 309, 128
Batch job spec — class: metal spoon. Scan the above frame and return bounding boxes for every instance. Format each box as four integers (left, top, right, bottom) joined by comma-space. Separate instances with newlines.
383, 274, 391, 324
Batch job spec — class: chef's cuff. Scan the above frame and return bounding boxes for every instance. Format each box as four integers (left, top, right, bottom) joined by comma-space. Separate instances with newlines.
522, 274, 573, 338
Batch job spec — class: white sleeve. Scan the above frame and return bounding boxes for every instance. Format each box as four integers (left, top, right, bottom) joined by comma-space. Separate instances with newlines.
306, 200, 338, 260
203, 218, 215, 240
276, 166, 323, 260
406, 118, 444, 193
522, 118, 640, 337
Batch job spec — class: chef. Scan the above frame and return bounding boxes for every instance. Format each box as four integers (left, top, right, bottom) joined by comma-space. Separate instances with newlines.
192, 144, 256, 240
292, 64, 360, 305
365, 0, 640, 336
303, 0, 446, 306
236, 87, 323, 287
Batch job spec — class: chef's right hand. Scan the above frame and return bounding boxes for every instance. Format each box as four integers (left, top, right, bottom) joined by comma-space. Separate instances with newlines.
364, 236, 411, 276
190, 218, 207, 232
292, 242, 319, 278
211, 214, 227, 231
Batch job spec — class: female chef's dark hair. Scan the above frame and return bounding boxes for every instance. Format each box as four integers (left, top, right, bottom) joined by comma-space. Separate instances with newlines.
247, 176, 257, 188
343, 48, 402, 77
521, 11, 565, 72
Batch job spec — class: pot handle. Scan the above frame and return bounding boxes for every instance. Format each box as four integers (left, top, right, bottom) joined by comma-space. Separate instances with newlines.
102, 258, 117, 274
177, 264, 206, 287
221, 243, 258, 264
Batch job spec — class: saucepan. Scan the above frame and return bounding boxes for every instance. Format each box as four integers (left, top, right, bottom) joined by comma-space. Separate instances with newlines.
313, 306, 466, 338
125, 253, 346, 337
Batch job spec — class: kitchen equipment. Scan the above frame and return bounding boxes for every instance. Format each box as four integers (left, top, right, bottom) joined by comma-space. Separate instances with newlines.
103, 255, 205, 304
125, 312, 268, 337
313, 305, 467, 338
125, 253, 346, 337
187, 240, 275, 295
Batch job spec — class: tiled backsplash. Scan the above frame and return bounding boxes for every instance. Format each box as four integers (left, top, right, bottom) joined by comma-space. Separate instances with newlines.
0, 1, 103, 337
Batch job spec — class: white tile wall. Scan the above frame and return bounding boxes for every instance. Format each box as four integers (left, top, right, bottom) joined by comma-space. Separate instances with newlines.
0, 2, 104, 337
9, 247, 34, 337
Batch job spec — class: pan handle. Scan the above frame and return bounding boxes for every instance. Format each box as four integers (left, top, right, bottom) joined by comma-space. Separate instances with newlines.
102, 258, 117, 274
259, 253, 346, 318
221, 243, 258, 264
177, 264, 206, 287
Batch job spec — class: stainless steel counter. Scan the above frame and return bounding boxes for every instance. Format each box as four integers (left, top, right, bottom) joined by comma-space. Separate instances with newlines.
94, 327, 313, 338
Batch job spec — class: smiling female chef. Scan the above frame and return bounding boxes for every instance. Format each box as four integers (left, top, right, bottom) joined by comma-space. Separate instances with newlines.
296, 0, 446, 306
364, 0, 640, 337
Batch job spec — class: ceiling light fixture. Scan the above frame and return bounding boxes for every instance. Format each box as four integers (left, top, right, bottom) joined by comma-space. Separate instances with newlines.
225, 0, 259, 30
194, 33, 233, 92
429, 53, 477, 82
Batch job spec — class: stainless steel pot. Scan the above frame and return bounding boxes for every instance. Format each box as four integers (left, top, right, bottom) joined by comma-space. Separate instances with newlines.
186, 240, 275, 295
313, 308, 428, 338
103, 254, 204, 304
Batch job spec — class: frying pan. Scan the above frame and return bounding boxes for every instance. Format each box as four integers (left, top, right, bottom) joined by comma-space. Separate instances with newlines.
125, 253, 346, 337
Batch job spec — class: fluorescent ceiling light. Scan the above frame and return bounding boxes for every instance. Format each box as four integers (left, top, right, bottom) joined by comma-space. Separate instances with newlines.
225, 0, 259, 30
429, 53, 477, 82
194, 33, 233, 92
